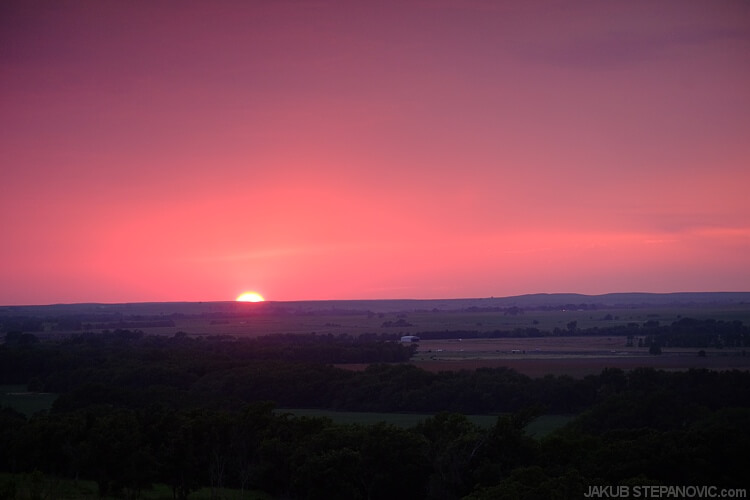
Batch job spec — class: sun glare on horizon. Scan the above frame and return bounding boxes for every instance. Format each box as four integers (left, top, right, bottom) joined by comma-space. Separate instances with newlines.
236, 291, 265, 302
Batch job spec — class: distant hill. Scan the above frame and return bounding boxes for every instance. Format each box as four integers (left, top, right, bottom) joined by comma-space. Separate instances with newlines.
481, 292, 750, 308
279, 292, 750, 313
2, 292, 750, 317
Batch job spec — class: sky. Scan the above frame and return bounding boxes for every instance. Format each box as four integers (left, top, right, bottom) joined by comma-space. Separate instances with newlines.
1, 0, 749, 305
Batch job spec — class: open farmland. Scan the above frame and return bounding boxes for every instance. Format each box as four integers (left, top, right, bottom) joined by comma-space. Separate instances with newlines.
5, 293, 750, 340
4, 293, 750, 378
96, 302, 750, 338
409, 337, 750, 377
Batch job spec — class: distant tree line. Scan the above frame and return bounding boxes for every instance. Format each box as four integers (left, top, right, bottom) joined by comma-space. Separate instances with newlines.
0, 314, 178, 333
2, 328, 749, 415
3, 331, 584, 414
3, 313, 748, 351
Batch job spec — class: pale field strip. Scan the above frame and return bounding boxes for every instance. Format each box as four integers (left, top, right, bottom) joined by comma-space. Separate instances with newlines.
413, 337, 741, 357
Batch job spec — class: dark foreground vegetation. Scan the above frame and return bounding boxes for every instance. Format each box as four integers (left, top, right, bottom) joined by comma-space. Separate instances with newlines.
1, 326, 750, 499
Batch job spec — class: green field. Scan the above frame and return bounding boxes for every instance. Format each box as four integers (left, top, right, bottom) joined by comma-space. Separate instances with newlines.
277, 408, 574, 438
0, 385, 57, 417
0, 384, 572, 439
0, 473, 271, 500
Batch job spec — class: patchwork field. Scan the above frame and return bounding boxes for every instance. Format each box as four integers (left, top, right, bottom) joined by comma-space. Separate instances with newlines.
409, 337, 750, 377
6, 293, 750, 340
277, 409, 575, 437
5, 294, 750, 378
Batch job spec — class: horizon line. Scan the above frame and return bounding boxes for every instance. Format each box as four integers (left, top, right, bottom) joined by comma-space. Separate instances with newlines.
4, 290, 750, 309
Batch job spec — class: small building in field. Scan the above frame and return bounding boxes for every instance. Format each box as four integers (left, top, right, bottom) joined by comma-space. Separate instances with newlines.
400, 335, 421, 343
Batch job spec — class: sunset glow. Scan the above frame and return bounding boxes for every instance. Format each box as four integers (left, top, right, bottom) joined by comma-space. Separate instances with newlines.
1, 1, 748, 305
236, 292, 265, 303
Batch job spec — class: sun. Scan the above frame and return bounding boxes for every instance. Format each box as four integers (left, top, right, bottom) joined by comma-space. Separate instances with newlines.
236, 291, 265, 302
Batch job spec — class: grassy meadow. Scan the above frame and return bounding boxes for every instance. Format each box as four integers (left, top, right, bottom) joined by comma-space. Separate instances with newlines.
0, 473, 272, 500
277, 409, 574, 438
0, 386, 58, 417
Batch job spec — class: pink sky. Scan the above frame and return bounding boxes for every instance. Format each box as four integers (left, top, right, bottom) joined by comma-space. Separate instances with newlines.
2, 0, 749, 305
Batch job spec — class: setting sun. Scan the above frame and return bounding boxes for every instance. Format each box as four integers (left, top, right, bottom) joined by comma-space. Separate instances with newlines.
236, 291, 265, 302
